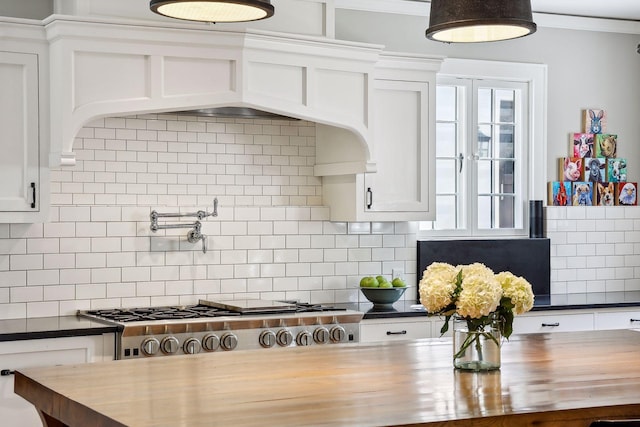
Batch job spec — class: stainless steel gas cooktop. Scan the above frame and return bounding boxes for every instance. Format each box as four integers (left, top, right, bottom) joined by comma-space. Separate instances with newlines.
79, 300, 363, 359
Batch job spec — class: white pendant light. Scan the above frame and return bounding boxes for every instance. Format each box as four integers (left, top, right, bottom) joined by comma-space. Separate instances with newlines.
150, 0, 275, 23
426, 0, 537, 43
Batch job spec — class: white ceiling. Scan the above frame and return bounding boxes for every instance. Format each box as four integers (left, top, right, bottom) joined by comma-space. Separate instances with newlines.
531, 0, 640, 21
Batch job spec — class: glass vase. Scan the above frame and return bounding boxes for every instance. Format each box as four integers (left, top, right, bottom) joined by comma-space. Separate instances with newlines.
452, 315, 501, 371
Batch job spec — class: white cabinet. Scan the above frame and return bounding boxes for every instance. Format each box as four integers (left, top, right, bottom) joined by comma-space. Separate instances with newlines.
594, 309, 640, 330
512, 311, 595, 334
360, 317, 433, 343
0, 334, 115, 426
0, 21, 49, 223
321, 53, 441, 222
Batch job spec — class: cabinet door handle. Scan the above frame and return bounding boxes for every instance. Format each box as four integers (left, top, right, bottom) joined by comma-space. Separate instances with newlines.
631, 319, 640, 322
386, 330, 407, 335
30, 182, 36, 209
1, 369, 15, 376
541, 322, 560, 327
366, 187, 373, 209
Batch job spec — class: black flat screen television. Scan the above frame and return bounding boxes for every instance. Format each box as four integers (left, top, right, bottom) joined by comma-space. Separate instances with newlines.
416, 239, 550, 302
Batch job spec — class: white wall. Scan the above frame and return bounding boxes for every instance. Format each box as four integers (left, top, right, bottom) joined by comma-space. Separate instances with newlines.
335, 9, 640, 183
0, 1, 52, 20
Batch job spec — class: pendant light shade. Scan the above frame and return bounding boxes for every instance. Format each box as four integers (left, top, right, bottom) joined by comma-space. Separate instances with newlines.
150, 0, 274, 23
426, 0, 536, 43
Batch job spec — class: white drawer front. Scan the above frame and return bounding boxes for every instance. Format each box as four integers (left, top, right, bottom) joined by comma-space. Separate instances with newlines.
360, 320, 431, 343
595, 310, 640, 330
512, 313, 594, 334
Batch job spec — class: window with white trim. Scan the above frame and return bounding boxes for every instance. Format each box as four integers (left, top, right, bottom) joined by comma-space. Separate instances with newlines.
419, 59, 546, 238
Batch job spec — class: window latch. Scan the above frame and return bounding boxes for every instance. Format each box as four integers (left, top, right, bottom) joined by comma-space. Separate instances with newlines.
458, 153, 464, 173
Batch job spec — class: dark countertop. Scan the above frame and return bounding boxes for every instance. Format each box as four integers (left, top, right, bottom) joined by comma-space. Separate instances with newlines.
350, 291, 640, 319
0, 316, 120, 342
3, 291, 640, 341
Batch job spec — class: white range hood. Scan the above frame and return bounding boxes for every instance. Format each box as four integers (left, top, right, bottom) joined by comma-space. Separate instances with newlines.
44, 16, 386, 174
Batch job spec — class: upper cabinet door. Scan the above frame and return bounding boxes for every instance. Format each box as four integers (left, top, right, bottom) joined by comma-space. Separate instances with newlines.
364, 78, 434, 217
0, 51, 40, 216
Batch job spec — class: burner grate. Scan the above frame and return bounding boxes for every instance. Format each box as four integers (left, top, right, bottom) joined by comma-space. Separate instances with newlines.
84, 302, 345, 323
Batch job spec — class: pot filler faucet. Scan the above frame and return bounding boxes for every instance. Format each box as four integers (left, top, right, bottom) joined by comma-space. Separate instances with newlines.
150, 198, 218, 253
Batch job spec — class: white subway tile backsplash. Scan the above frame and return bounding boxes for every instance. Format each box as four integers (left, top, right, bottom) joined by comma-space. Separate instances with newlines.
44, 285, 75, 301
10, 254, 43, 271
27, 302, 60, 318
76, 253, 106, 269
11, 224, 44, 238
166, 280, 194, 295
11, 286, 43, 302
60, 269, 91, 285
27, 269, 60, 286
4, 114, 640, 318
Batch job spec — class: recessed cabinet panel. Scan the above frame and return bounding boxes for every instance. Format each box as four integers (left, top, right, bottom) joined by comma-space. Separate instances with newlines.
164, 57, 234, 96
248, 62, 305, 104
74, 52, 149, 107
0, 52, 39, 213
316, 69, 366, 124
366, 80, 427, 212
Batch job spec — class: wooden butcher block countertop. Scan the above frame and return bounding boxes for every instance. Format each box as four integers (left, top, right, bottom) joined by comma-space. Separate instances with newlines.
15, 330, 640, 427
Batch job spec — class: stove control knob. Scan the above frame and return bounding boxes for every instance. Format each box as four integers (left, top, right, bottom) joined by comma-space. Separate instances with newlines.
220, 332, 238, 351
160, 336, 180, 354
259, 330, 276, 348
141, 337, 160, 356
330, 325, 346, 343
183, 338, 202, 355
313, 327, 330, 344
296, 330, 312, 346
276, 329, 293, 347
202, 334, 220, 352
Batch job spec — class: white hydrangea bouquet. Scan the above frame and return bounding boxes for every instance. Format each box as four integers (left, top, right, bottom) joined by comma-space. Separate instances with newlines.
419, 262, 535, 366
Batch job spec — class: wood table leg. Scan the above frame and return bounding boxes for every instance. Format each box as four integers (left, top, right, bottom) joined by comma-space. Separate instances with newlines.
38, 410, 69, 427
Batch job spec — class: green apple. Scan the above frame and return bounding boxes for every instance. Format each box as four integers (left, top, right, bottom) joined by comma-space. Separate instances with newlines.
375, 275, 388, 285
379, 281, 393, 288
360, 276, 378, 287
392, 277, 406, 288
